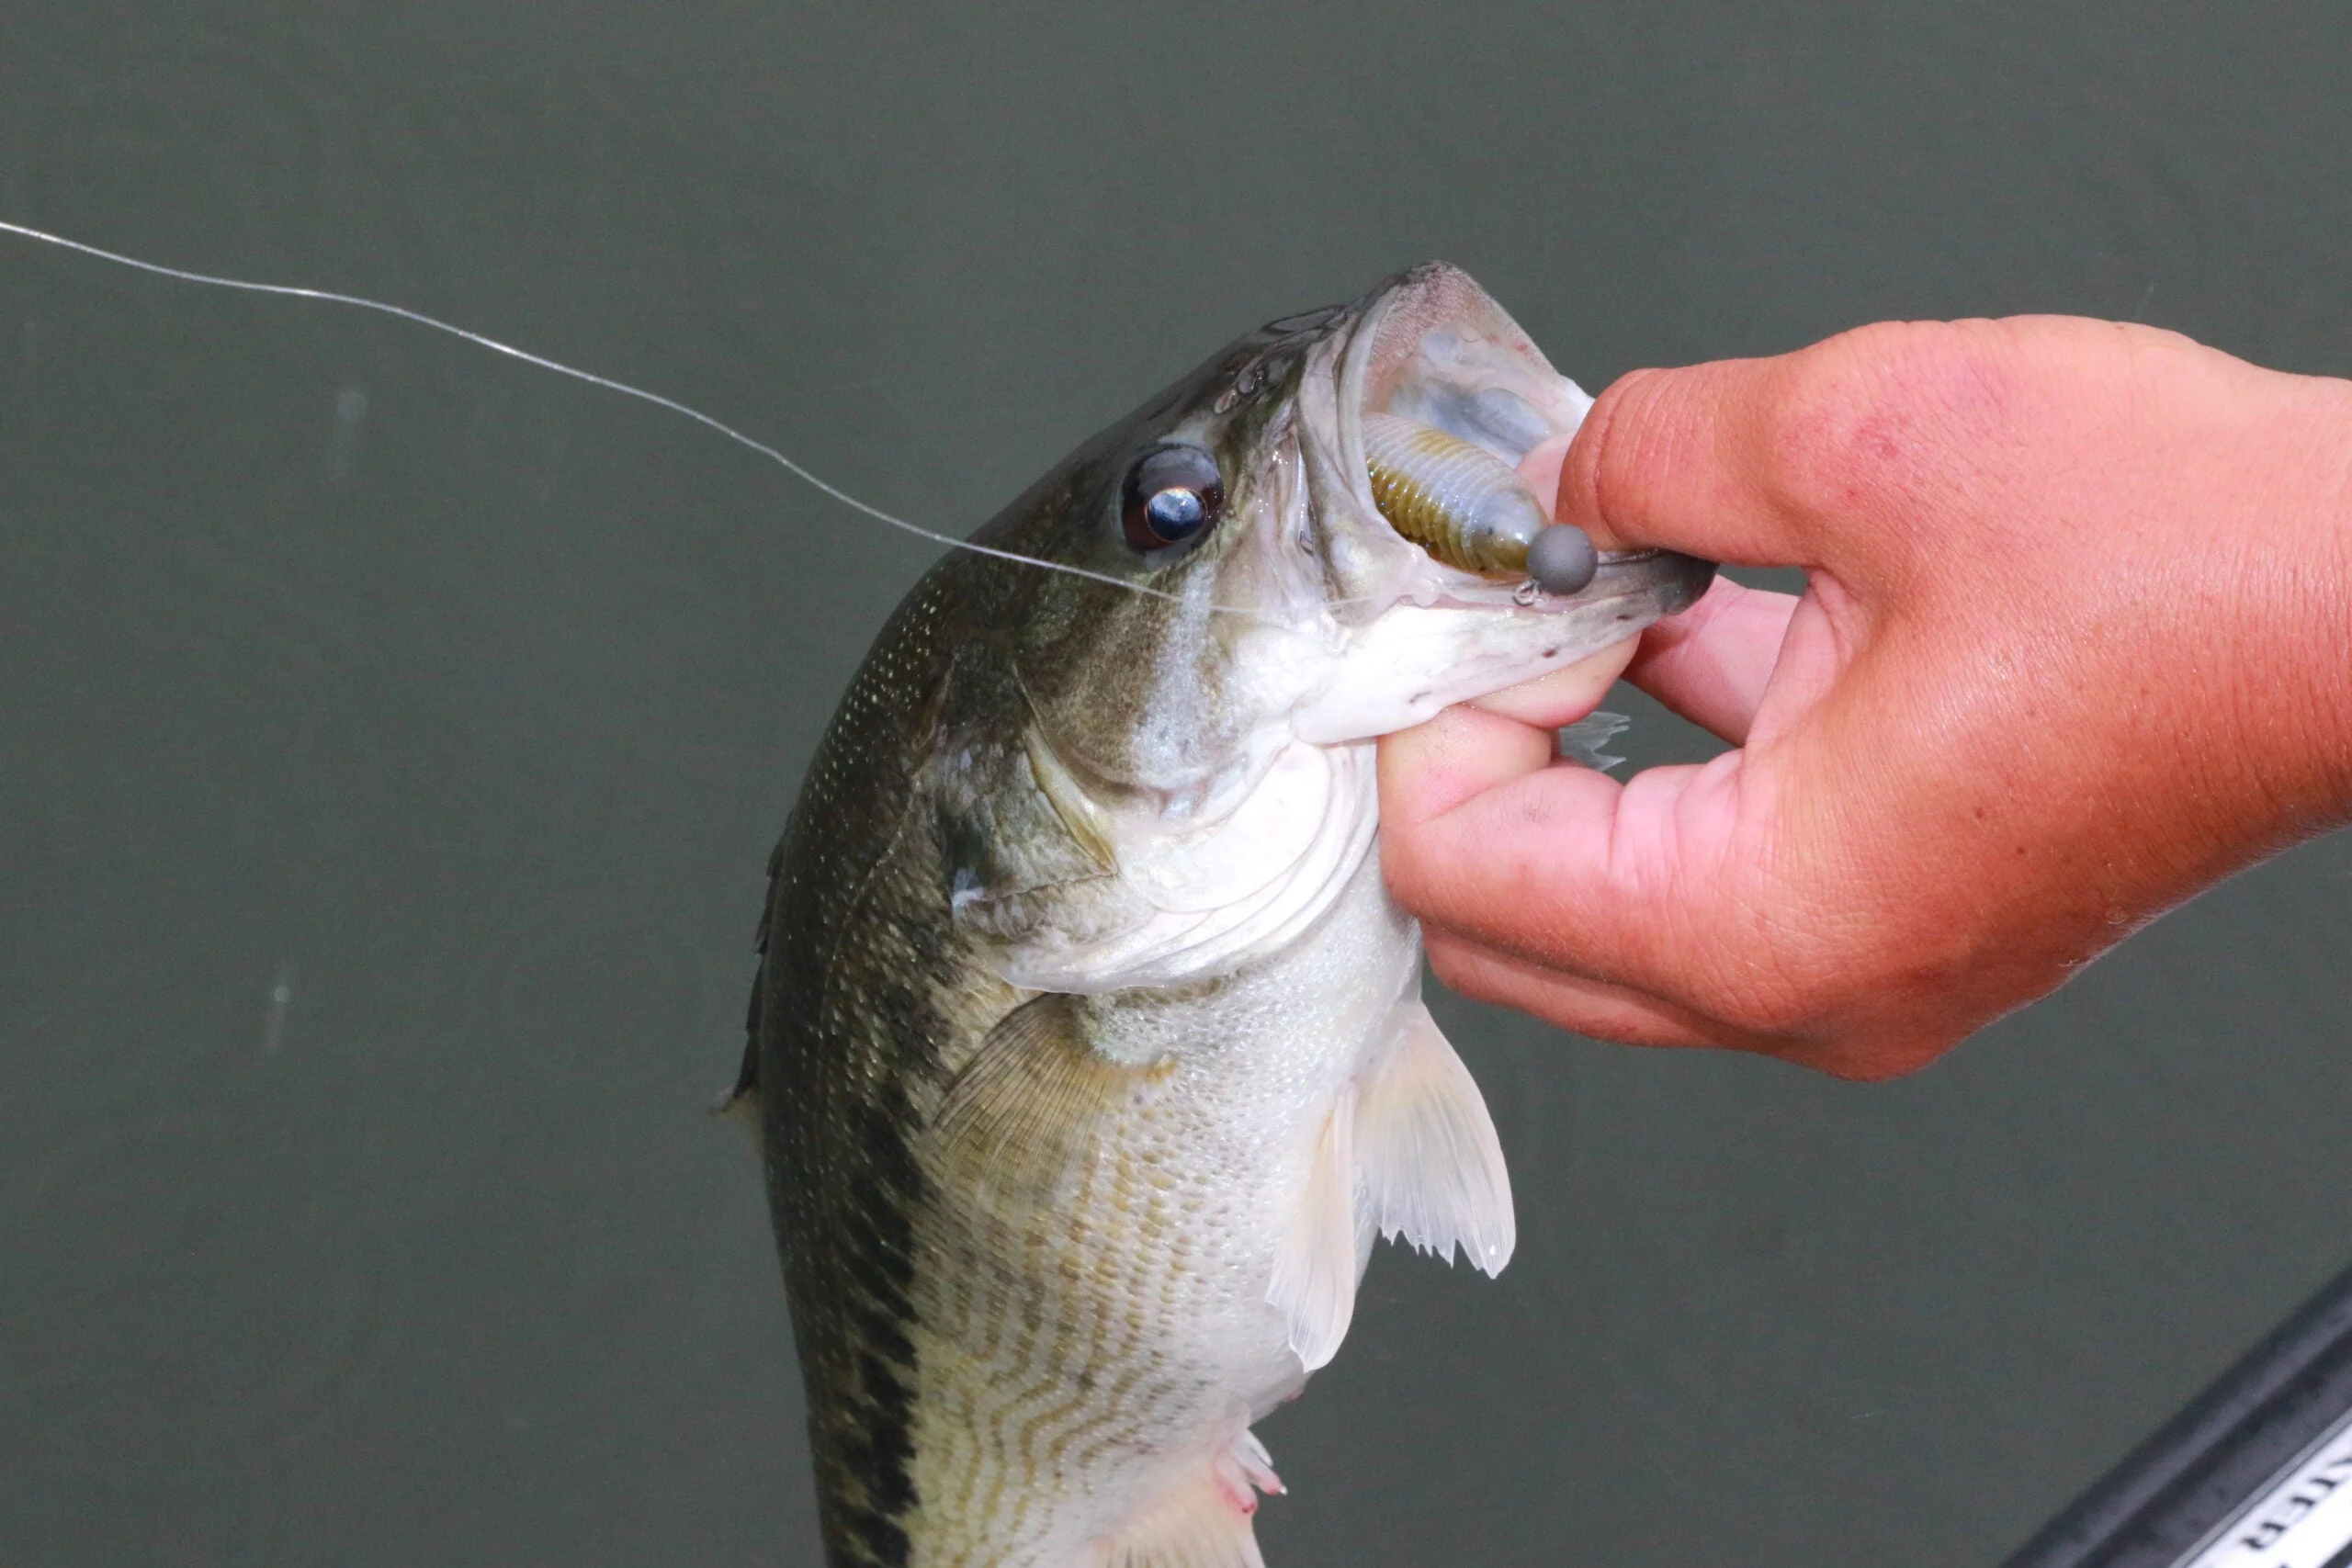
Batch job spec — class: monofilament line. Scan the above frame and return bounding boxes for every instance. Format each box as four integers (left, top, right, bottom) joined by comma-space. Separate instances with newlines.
0, 218, 1189, 604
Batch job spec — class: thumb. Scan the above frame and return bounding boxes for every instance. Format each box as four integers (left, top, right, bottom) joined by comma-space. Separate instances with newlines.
1562, 359, 1818, 563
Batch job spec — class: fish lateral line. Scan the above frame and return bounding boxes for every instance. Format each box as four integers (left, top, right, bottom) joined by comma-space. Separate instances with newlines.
0, 216, 1244, 610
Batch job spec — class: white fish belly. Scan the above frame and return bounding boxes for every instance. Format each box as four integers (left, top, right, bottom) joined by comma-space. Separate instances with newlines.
906, 853, 1419, 1567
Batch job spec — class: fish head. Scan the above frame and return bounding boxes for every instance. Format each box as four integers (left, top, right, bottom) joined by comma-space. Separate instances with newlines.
978, 262, 1714, 767
952, 264, 1713, 989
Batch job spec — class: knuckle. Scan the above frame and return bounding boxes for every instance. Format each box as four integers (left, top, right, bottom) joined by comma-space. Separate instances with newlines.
1810, 1010, 1968, 1079
1375, 805, 1465, 919
1422, 938, 1470, 988
1702, 966, 1962, 1079
1834, 1033, 1957, 1082
1703, 976, 1831, 1042
1684, 910, 1905, 1044
1759, 321, 2018, 525
1422, 935, 1502, 1003
1676, 931, 1835, 1038
1374, 832, 1430, 910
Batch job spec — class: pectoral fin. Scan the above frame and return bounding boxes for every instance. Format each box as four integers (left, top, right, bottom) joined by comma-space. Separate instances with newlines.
1353, 999, 1516, 1275
933, 993, 1155, 1222
1266, 1082, 1360, 1372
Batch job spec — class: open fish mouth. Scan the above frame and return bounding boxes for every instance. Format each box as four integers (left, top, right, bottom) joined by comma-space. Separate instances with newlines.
1328, 262, 1715, 616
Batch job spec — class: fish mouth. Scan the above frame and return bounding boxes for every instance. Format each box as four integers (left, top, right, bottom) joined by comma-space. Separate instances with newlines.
1329, 263, 1715, 616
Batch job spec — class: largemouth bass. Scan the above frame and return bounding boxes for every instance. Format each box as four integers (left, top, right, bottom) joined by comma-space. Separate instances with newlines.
728, 264, 1713, 1568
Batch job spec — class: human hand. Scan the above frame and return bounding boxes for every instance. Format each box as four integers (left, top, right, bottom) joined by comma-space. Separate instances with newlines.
1380, 317, 2352, 1077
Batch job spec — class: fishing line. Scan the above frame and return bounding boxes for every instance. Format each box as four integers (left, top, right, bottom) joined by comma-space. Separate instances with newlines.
0, 218, 1201, 605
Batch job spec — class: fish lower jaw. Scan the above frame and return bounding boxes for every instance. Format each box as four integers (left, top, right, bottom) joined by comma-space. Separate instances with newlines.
1289, 609, 1647, 744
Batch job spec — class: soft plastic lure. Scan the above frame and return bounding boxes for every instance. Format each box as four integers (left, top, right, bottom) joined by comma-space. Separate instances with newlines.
1362, 412, 1596, 592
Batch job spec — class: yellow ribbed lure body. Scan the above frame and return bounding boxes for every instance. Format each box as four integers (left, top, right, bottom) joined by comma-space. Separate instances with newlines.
1361, 412, 1551, 577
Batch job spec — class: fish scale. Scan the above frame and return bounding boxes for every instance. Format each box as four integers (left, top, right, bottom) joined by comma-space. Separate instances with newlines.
907, 863, 1406, 1563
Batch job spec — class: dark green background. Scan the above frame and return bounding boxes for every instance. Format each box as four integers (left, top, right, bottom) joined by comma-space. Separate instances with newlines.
4, 5, 2348, 1563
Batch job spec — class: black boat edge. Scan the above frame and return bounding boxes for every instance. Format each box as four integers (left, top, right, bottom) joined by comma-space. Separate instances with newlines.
2003, 1258, 2352, 1568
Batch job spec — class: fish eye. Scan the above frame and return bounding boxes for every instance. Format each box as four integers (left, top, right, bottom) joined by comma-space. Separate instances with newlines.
1120, 443, 1226, 552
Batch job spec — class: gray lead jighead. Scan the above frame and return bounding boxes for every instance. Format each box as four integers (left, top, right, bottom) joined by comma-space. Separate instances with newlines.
726, 265, 1713, 1568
